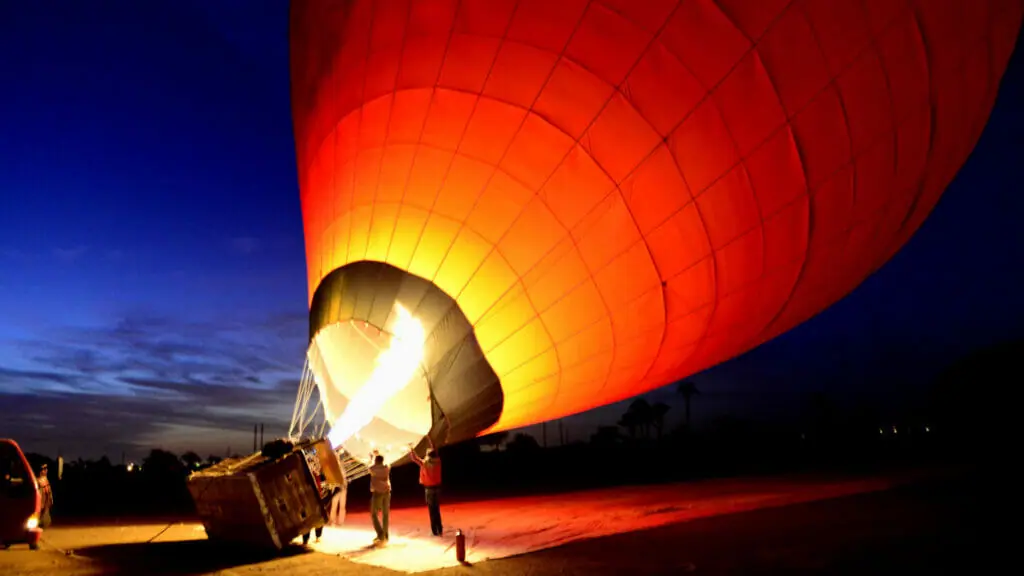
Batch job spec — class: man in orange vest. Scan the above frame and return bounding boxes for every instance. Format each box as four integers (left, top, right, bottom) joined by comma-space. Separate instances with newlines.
408, 436, 443, 536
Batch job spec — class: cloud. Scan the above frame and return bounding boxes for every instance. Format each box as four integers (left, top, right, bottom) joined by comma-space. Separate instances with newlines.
52, 246, 89, 262
0, 308, 311, 459
0, 366, 82, 393
228, 236, 261, 255
0, 247, 31, 261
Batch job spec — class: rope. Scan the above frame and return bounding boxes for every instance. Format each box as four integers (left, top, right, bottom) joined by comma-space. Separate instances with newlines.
36, 517, 188, 555
288, 357, 311, 437
338, 450, 369, 482
297, 371, 315, 432
300, 395, 323, 439
38, 534, 71, 555
288, 363, 306, 438
289, 358, 319, 440
298, 365, 316, 435
144, 522, 177, 543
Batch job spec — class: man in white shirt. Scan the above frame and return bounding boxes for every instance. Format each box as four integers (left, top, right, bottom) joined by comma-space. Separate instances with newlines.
368, 450, 391, 544
329, 465, 347, 526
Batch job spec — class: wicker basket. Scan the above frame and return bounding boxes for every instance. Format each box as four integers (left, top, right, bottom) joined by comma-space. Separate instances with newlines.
188, 439, 334, 550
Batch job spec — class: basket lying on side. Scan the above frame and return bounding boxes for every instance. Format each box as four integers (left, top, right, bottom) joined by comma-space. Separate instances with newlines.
188, 438, 339, 550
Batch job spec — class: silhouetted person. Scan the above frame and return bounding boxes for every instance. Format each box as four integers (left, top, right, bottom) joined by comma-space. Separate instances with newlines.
408, 437, 443, 536
302, 472, 329, 545
36, 464, 53, 528
301, 526, 323, 546
368, 451, 391, 544
329, 464, 347, 526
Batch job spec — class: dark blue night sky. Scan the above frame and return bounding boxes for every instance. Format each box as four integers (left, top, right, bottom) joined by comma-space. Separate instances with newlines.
1, 1, 1021, 459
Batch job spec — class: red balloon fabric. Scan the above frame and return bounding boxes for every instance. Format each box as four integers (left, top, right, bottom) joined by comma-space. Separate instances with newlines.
291, 0, 1022, 432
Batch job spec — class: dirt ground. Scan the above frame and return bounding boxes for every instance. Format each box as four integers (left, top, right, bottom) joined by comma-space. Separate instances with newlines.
0, 470, 984, 575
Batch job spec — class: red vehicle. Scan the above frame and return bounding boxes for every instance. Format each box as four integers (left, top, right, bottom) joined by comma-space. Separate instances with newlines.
0, 439, 42, 550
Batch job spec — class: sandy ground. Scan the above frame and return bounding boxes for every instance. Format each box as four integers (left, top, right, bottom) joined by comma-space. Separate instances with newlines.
0, 470, 962, 575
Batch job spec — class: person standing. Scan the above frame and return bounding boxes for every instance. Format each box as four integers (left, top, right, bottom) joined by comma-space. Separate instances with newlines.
302, 472, 329, 545
408, 437, 443, 536
367, 450, 391, 545
36, 464, 53, 528
329, 464, 347, 526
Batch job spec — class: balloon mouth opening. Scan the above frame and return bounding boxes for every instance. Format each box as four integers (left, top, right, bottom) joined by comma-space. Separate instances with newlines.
305, 302, 432, 466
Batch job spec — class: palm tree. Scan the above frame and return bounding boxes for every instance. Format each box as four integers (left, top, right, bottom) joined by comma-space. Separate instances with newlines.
676, 381, 700, 429
618, 409, 639, 439
651, 402, 671, 440
634, 398, 655, 439
620, 398, 655, 439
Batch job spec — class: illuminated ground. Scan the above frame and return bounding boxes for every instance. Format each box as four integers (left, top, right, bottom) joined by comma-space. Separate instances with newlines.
0, 471, 975, 575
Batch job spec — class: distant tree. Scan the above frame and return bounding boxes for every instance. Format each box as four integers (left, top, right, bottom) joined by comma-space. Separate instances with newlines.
180, 451, 203, 470
142, 449, 183, 477
618, 409, 638, 439
205, 455, 223, 467
927, 342, 1018, 436
651, 402, 671, 440
24, 453, 55, 475
476, 431, 510, 451
590, 425, 621, 447
804, 392, 840, 443
444, 438, 481, 461
506, 433, 540, 454
710, 414, 751, 445
676, 381, 701, 429
620, 398, 654, 439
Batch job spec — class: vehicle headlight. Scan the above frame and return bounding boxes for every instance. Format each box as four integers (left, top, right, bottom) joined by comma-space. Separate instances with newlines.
26, 516, 39, 530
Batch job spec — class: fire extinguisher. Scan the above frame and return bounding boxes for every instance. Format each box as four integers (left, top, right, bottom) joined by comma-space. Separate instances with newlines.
455, 528, 466, 563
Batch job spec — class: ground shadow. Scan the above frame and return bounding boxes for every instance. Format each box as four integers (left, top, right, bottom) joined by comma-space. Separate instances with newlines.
72, 539, 310, 575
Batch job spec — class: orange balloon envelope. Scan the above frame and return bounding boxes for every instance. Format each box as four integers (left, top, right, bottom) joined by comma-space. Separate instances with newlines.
289, 0, 1022, 448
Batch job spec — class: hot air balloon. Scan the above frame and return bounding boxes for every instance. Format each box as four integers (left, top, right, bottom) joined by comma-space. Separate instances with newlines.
287, 0, 1022, 463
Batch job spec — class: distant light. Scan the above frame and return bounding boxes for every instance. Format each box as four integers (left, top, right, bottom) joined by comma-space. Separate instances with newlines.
892, 426, 898, 434
925, 426, 930, 432
126, 463, 135, 472
26, 516, 38, 530
879, 428, 884, 434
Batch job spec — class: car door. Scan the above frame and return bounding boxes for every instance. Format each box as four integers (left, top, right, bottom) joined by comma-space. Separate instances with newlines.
0, 440, 40, 541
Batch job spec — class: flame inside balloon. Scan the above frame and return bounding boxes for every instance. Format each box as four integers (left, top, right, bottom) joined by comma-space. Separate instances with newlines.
307, 302, 430, 465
